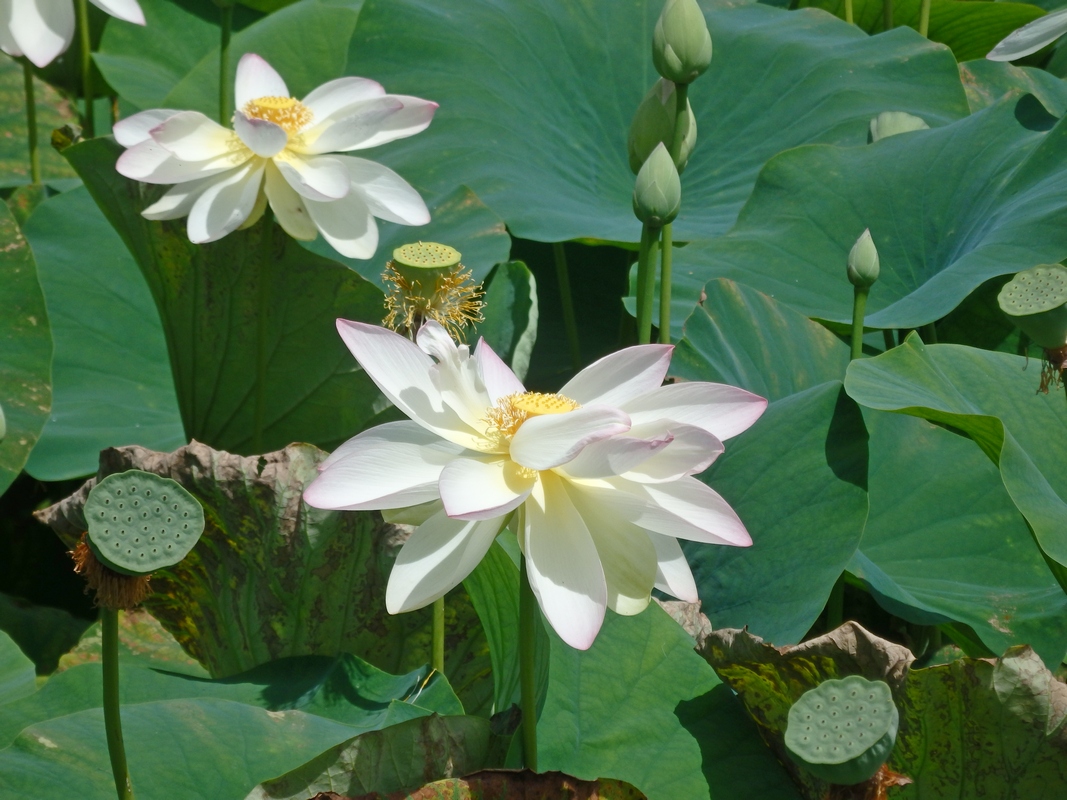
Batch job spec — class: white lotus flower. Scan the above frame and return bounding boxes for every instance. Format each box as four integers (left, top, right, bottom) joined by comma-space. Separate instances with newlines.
0, 0, 144, 67
303, 321, 767, 650
113, 53, 435, 259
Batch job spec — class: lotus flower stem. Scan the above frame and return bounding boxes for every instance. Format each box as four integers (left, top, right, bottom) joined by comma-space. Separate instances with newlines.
102, 608, 134, 800
76, 0, 94, 137
845, 0, 854, 24
219, 4, 234, 125
636, 223, 661, 344
519, 531, 539, 770
918, 0, 931, 37
882, 329, 895, 351
659, 223, 673, 344
253, 212, 273, 453
850, 287, 869, 361
883, 0, 893, 30
552, 243, 581, 370
921, 322, 937, 344
21, 60, 40, 185
432, 596, 445, 675
825, 580, 844, 631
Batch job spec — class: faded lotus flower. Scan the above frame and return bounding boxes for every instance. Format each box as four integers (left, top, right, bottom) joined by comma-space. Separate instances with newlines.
304, 321, 767, 650
1, 0, 144, 68
114, 53, 435, 258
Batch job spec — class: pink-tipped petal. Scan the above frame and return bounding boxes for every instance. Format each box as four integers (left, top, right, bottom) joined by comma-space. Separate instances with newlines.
386, 511, 505, 613
303, 421, 462, 511
117, 139, 246, 184
510, 406, 630, 471
623, 382, 768, 441
475, 338, 525, 403
621, 422, 724, 483
88, 0, 144, 24
561, 432, 674, 480
233, 110, 288, 158
113, 109, 180, 147
524, 473, 607, 650
439, 457, 536, 520
301, 76, 385, 119
149, 110, 241, 161
560, 345, 673, 408
298, 96, 403, 154
274, 152, 351, 201
336, 95, 438, 151
234, 53, 289, 109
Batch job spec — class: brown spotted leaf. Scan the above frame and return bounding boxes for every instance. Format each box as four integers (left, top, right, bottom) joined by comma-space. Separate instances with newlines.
35, 441, 492, 713
704, 623, 1067, 799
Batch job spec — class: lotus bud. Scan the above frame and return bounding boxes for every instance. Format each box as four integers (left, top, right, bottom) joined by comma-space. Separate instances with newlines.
653, 0, 713, 85
633, 143, 681, 227
847, 229, 880, 289
869, 111, 929, 143
628, 78, 697, 174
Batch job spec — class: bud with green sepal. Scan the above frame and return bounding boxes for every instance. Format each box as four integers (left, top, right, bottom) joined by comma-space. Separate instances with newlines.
846, 229, 879, 360
785, 675, 900, 786
382, 242, 484, 341
633, 143, 681, 228
653, 0, 712, 85
998, 265, 1067, 393
629, 79, 697, 174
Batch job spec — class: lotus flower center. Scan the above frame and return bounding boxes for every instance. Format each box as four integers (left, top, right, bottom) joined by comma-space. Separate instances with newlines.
484, 392, 580, 441
242, 96, 313, 135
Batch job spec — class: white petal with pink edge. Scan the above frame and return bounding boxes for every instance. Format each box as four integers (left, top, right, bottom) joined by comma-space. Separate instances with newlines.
417, 323, 493, 435
622, 382, 767, 441
117, 140, 247, 185
113, 109, 180, 147
560, 432, 673, 480
149, 111, 241, 161
386, 511, 506, 613
621, 422, 723, 483
475, 339, 525, 403
334, 320, 483, 450
523, 472, 607, 650
88, 0, 144, 25
297, 96, 403, 154
303, 421, 461, 511
439, 457, 536, 521
560, 345, 673, 408
186, 160, 265, 243
301, 76, 385, 120
233, 111, 288, 158
648, 532, 699, 602
273, 152, 351, 201
510, 406, 630, 470
307, 95, 437, 153
234, 53, 289, 109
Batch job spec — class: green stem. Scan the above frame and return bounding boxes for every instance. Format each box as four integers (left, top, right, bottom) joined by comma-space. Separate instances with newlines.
21, 60, 40, 185
845, 0, 854, 24
883, 0, 893, 30
252, 212, 273, 454
667, 83, 688, 165
918, 0, 931, 37
850, 287, 869, 361
432, 596, 445, 676
219, 4, 234, 125
921, 322, 937, 344
635, 223, 661, 345
518, 523, 538, 772
77, 0, 94, 137
882, 329, 895, 351
552, 242, 581, 371
658, 223, 673, 344
102, 609, 134, 800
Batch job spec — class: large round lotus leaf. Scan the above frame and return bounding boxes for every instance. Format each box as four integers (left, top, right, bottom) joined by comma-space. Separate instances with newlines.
346, 0, 968, 243
85, 471, 205, 576
657, 96, 1067, 337
785, 675, 899, 785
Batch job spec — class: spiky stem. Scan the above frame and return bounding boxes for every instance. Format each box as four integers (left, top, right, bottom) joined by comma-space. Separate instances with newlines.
552, 242, 581, 370
102, 608, 134, 800
77, 0, 94, 137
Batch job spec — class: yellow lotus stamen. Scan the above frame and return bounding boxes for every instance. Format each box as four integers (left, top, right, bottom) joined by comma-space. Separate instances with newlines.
484, 391, 581, 445
242, 95, 313, 135
382, 261, 484, 342
71, 534, 152, 610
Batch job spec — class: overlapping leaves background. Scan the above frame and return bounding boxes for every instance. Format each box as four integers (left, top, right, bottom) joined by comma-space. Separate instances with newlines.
2, 0, 1067, 797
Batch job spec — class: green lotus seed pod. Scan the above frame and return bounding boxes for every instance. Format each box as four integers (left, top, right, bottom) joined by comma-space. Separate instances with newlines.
653, 0, 712, 85
997, 265, 1067, 349
633, 143, 681, 228
391, 242, 463, 287
628, 79, 697, 175
785, 675, 899, 786
85, 470, 205, 576
847, 229, 880, 289
869, 111, 929, 143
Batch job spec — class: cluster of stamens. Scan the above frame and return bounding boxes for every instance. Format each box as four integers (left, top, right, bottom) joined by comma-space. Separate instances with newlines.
241, 95, 314, 135
71, 534, 152, 609
483, 392, 581, 448
382, 262, 484, 341
1039, 345, 1067, 393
